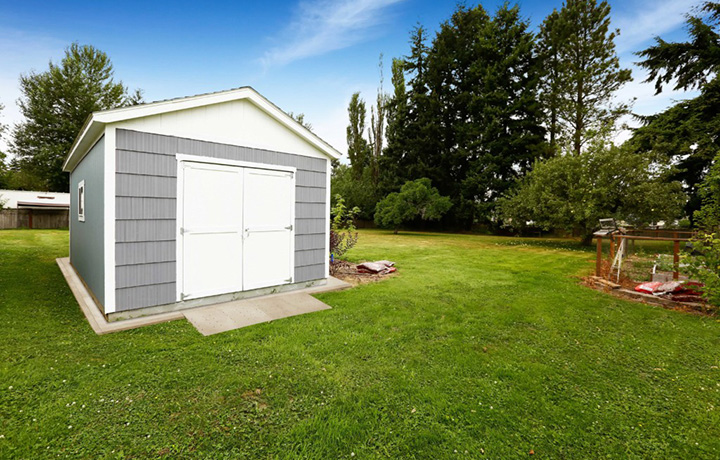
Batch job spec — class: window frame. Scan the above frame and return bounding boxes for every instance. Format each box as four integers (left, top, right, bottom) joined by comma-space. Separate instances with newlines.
78, 180, 85, 222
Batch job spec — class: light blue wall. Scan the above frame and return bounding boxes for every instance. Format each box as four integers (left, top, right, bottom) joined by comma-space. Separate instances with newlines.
70, 135, 105, 306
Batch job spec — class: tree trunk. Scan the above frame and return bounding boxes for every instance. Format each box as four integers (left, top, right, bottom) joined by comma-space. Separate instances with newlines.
580, 231, 594, 246
393, 228, 399, 235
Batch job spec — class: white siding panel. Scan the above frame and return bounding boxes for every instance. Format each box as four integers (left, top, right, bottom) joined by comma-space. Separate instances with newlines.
114, 99, 330, 160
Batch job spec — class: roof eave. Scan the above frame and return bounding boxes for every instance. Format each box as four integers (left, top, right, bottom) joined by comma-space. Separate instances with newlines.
63, 114, 104, 172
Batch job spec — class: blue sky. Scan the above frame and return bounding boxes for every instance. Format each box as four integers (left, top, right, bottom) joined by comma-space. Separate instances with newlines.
0, 0, 700, 155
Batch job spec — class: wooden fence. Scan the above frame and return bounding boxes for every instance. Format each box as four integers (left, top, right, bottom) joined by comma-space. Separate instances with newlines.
0, 209, 69, 229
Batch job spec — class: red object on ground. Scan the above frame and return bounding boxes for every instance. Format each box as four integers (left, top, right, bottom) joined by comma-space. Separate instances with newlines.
635, 280, 705, 299
635, 282, 663, 294
681, 282, 704, 296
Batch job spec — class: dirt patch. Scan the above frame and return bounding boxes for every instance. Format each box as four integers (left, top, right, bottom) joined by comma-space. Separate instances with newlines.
330, 260, 398, 286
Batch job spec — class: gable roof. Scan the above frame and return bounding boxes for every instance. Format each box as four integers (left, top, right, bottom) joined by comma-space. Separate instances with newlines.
63, 86, 341, 172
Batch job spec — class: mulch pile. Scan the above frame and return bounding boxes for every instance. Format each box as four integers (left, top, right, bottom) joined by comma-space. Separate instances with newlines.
330, 260, 397, 285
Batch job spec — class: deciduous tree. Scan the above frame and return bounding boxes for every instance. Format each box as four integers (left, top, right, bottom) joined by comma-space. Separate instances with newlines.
497, 143, 685, 245
346, 92, 370, 180
368, 55, 388, 187
12, 43, 142, 192
374, 178, 452, 234
288, 112, 313, 131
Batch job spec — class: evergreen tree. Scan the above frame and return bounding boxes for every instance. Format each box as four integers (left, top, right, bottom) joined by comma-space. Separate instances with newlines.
637, 1, 720, 94
537, 9, 563, 152
382, 4, 547, 227
458, 4, 547, 222
380, 58, 408, 194
426, 4, 491, 225
537, 0, 631, 155
628, 78, 720, 218
12, 43, 142, 192
346, 92, 370, 180
630, 2, 720, 218
384, 25, 440, 188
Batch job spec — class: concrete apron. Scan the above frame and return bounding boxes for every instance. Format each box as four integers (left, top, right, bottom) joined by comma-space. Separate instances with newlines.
56, 257, 350, 335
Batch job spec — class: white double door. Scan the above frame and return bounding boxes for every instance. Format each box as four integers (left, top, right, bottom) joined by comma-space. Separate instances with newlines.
179, 161, 294, 300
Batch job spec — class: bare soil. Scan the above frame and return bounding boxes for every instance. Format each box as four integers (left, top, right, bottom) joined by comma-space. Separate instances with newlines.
330, 260, 397, 286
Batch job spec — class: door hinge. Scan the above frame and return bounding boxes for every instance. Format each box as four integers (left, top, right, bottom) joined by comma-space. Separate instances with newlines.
285, 225, 293, 231
180, 227, 185, 235
180, 292, 187, 301
285, 278, 293, 283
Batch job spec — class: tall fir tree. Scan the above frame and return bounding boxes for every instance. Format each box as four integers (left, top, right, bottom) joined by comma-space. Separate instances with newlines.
380, 58, 408, 195
463, 4, 547, 222
425, 4, 491, 225
537, 9, 563, 152
401, 25, 440, 186
12, 43, 142, 192
537, 0, 631, 155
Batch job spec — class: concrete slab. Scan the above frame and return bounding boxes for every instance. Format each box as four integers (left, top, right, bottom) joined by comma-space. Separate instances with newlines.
57, 257, 351, 335
258, 294, 331, 320
57, 258, 185, 334
183, 293, 332, 336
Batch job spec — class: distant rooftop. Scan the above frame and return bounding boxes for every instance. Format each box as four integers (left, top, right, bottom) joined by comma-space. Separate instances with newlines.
0, 189, 70, 209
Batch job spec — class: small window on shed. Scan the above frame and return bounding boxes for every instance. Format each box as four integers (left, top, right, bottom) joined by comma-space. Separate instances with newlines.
78, 180, 85, 222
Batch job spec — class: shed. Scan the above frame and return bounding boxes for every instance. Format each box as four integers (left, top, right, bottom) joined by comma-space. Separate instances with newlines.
62, 87, 340, 321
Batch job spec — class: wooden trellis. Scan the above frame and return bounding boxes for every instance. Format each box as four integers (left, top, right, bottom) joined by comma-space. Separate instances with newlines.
594, 229, 696, 281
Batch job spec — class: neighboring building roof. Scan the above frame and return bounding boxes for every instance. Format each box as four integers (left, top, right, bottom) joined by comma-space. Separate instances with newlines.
63, 86, 341, 172
0, 190, 70, 209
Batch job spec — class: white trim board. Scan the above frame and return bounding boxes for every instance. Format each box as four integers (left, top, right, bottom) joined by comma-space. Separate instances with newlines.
103, 127, 116, 314
175, 154, 296, 174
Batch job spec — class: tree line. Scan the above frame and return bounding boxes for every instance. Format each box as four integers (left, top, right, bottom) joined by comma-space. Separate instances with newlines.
0, 0, 718, 247
336, 0, 720, 244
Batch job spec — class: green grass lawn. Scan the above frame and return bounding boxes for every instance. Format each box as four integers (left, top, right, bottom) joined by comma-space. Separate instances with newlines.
1, 229, 719, 459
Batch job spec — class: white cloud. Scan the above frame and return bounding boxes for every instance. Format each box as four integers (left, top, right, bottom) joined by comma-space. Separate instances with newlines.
260, 0, 405, 68
612, 0, 696, 55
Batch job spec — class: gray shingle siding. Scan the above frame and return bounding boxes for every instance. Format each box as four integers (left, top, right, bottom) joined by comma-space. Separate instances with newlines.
70, 136, 105, 307
116, 283, 176, 311
114, 129, 328, 312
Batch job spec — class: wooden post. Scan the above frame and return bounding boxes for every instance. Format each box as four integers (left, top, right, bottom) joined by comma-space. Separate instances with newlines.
673, 239, 680, 280
596, 236, 602, 277
609, 235, 615, 263
28, 209, 33, 229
